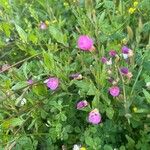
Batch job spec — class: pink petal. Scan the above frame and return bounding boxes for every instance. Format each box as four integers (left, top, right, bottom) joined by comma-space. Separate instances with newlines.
45, 77, 59, 90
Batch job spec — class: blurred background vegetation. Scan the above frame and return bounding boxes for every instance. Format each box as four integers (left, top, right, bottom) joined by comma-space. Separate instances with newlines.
0, 0, 150, 149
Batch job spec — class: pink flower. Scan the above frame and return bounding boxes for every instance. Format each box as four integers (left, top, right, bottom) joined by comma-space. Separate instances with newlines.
109, 50, 117, 57
120, 67, 133, 79
44, 77, 59, 90
120, 67, 129, 75
76, 100, 88, 109
88, 109, 101, 124
77, 35, 93, 51
109, 86, 120, 97
122, 46, 129, 54
39, 22, 47, 30
101, 57, 108, 63
27, 79, 33, 85
122, 45, 134, 58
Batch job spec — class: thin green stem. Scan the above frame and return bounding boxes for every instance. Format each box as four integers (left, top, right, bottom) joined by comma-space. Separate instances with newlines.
130, 66, 143, 95
118, 67, 126, 101
0, 53, 41, 73
117, 66, 129, 118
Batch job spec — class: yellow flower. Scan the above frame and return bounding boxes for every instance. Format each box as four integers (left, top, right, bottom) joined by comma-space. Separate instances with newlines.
128, 7, 136, 14
133, 1, 138, 7
133, 107, 138, 112
80, 147, 86, 150
45, 20, 49, 25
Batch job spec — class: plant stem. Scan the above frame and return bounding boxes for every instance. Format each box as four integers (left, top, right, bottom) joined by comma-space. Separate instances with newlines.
118, 66, 129, 121
0, 53, 41, 73
130, 66, 143, 95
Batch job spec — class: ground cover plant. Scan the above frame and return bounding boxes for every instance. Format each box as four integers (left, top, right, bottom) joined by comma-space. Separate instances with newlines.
0, 0, 150, 149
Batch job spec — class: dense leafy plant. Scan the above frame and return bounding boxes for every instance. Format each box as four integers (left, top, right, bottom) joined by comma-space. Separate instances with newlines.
0, 0, 150, 149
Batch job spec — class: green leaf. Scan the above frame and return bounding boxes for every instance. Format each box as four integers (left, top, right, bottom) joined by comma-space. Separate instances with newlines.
106, 107, 114, 119
74, 80, 91, 93
143, 89, 150, 103
1, 22, 12, 37
92, 93, 100, 108
29, 7, 39, 21
127, 26, 133, 40
125, 135, 135, 149
136, 108, 149, 113
32, 84, 47, 96
119, 146, 126, 150
104, 1, 114, 9
49, 26, 68, 46
99, 11, 106, 23
87, 83, 97, 95
41, 109, 48, 119
22, 62, 28, 79
15, 24, 27, 43
43, 51, 55, 72
85, 136, 94, 146
104, 145, 113, 150
27, 119, 36, 130
12, 81, 28, 91
61, 113, 67, 122
15, 136, 36, 149
1, 117, 24, 129
28, 33, 38, 44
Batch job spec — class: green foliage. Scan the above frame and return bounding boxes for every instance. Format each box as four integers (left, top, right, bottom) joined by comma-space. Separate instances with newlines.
0, 0, 150, 149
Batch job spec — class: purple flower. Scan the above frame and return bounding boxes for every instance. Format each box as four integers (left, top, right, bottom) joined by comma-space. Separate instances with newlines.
76, 100, 88, 109
88, 109, 101, 124
101, 57, 108, 63
69, 73, 82, 80
109, 86, 120, 97
44, 77, 59, 90
120, 67, 129, 75
122, 46, 129, 54
27, 79, 33, 85
77, 35, 93, 51
109, 50, 117, 57
39, 22, 47, 30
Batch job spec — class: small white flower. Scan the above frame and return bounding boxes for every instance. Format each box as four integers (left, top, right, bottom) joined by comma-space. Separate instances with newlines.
5, 38, 10, 42
146, 82, 150, 90
107, 69, 112, 74
106, 58, 112, 65
73, 144, 81, 150
122, 54, 128, 59
76, 74, 83, 80
20, 98, 27, 106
